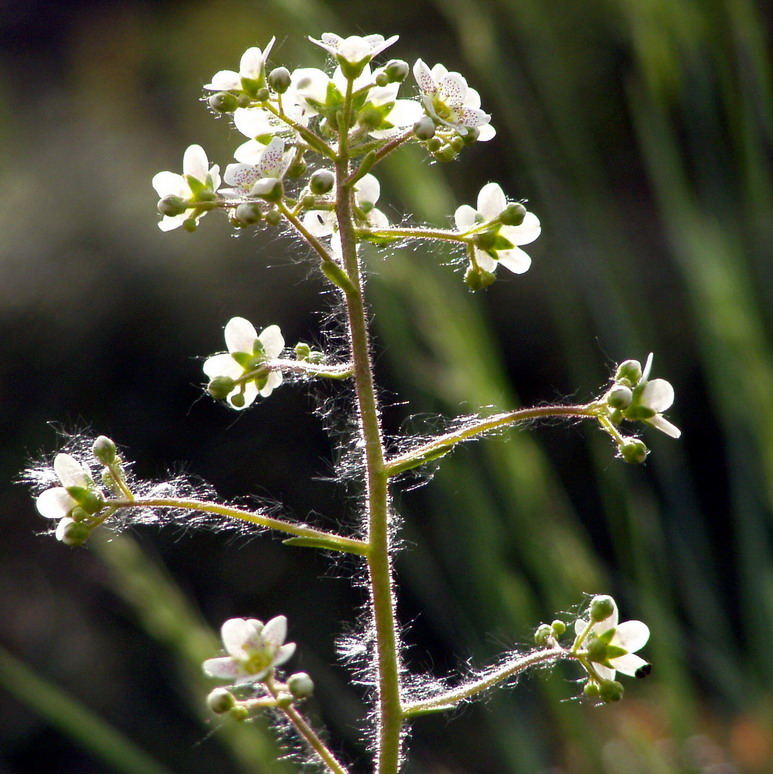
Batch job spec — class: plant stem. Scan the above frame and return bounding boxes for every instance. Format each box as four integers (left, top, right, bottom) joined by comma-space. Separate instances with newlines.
107, 498, 368, 556
356, 226, 468, 244
264, 676, 349, 774
385, 404, 601, 475
336, 77, 403, 774
402, 647, 567, 717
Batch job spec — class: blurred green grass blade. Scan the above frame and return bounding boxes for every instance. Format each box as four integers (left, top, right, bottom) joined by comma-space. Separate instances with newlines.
91, 534, 291, 774
0, 646, 173, 774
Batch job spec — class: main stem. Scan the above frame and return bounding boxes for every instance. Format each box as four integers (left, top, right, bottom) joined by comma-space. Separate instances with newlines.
336, 83, 403, 774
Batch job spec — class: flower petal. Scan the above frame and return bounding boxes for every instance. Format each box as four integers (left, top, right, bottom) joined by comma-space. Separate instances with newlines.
183, 145, 209, 182
152, 171, 187, 198
508, 212, 541, 245
477, 124, 496, 142
647, 414, 681, 439
239, 47, 263, 79
220, 618, 254, 657
54, 453, 90, 488
355, 174, 381, 206
259, 325, 284, 358
234, 107, 276, 139
224, 317, 258, 354
474, 248, 497, 273
641, 352, 654, 382
454, 204, 478, 231
204, 70, 241, 91
55, 517, 76, 542
274, 642, 296, 667
37, 487, 76, 519
203, 353, 243, 380
593, 664, 616, 682
261, 615, 287, 647
158, 213, 188, 232
303, 210, 336, 237
497, 246, 532, 275
412, 59, 436, 95
260, 371, 283, 397
640, 378, 674, 413
613, 620, 650, 653
477, 183, 507, 219
609, 652, 648, 677
203, 656, 243, 679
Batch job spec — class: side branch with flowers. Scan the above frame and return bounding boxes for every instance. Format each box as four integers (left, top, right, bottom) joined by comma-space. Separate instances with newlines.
27, 32, 680, 774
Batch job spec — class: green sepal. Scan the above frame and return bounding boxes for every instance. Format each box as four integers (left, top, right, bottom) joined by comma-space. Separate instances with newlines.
231, 351, 260, 369
624, 405, 656, 420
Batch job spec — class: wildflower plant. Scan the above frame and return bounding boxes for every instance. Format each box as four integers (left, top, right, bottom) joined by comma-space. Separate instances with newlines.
24, 32, 683, 773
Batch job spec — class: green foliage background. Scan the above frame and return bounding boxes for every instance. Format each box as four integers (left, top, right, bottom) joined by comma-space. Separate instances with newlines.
0, 0, 770, 771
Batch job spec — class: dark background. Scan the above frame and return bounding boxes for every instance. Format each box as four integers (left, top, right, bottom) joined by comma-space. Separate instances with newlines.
1, 0, 771, 772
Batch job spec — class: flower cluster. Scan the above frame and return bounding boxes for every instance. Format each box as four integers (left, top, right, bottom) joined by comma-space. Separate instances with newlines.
203, 317, 285, 409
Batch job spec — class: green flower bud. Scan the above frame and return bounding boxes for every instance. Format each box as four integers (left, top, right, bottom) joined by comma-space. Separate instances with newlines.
236, 94, 251, 108
583, 680, 600, 698
607, 384, 633, 410
294, 342, 311, 360
255, 87, 270, 101
276, 694, 294, 708
413, 116, 436, 140
462, 127, 480, 144
208, 91, 238, 113
310, 169, 335, 195
620, 438, 648, 464
599, 679, 624, 703
208, 376, 235, 400
307, 350, 324, 364
358, 106, 383, 130
375, 72, 390, 87
615, 359, 642, 386
426, 137, 442, 152
207, 687, 235, 714
434, 147, 458, 162
590, 595, 615, 622
229, 705, 250, 722
534, 623, 553, 645
287, 672, 315, 699
234, 203, 263, 225
61, 521, 90, 546
551, 620, 566, 636
92, 435, 116, 465
254, 179, 284, 202
157, 195, 187, 217
473, 231, 498, 251
264, 208, 281, 226
500, 202, 526, 226
268, 66, 291, 94
384, 59, 409, 82
287, 159, 307, 178
230, 392, 246, 408
78, 490, 105, 515
635, 663, 652, 679
450, 136, 465, 152
464, 265, 496, 291
183, 218, 198, 232
70, 506, 90, 522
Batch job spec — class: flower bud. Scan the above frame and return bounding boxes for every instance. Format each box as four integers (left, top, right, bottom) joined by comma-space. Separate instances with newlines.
207, 687, 235, 714
264, 208, 281, 226
59, 520, 90, 546
92, 436, 117, 465
70, 506, 90, 522
462, 127, 480, 144
583, 680, 600, 698
287, 672, 315, 699
157, 196, 187, 217
230, 392, 246, 408
358, 106, 383, 130
310, 169, 335, 195
208, 376, 235, 400
599, 679, 624, 703
434, 147, 458, 162
78, 490, 105, 515
235, 203, 263, 225
464, 265, 496, 291
183, 218, 198, 232
255, 87, 270, 101
268, 66, 291, 94
229, 705, 250, 721
375, 72, 390, 87
413, 116, 436, 140
534, 623, 553, 645
500, 203, 526, 226
551, 620, 566, 636
236, 94, 251, 108
615, 359, 642, 386
450, 136, 465, 152
287, 159, 307, 178
620, 438, 648, 464
208, 91, 238, 113
384, 59, 409, 82
294, 342, 311, 360
590, 595, 615, 622
607, 385, 633, 410
426, 137, 442, 152
252, 178, 284, 202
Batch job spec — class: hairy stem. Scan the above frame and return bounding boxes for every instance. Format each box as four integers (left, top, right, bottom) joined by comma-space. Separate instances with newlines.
264, 676, 349, 774
336, 77, 403, 774
386, 403, 602, 475
107, 498, 368, 556
402, 647, 567, 716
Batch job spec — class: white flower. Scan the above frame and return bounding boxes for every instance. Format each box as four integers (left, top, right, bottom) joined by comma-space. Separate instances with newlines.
455, 183, 540, 274
413, 59, 495, 140
231, 101, 308, 163
36, 453, 97, 541
203, 317, 284, 409
204, 38, 275, 91
221, 138, 294, 197
363, 84, 423, 139
302, 173, 388, 243
291, 65, 372, 118
637, 354, 681, 438
203, 616, 296, 684
152, 145, 221, 231
308, 33, 398, 67
575, 598, 650, 682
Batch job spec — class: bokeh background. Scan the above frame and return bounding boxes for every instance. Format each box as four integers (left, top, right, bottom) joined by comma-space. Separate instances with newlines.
1, 0, 771, 772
